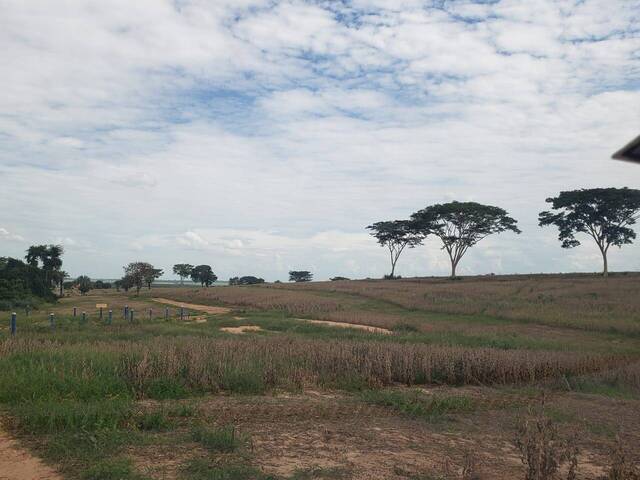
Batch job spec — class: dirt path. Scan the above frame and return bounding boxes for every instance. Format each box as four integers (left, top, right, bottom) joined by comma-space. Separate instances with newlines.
0, 428, 61, 480
152, 298, 231, 314
221, 325, 264, 334
295, 318, 391, 334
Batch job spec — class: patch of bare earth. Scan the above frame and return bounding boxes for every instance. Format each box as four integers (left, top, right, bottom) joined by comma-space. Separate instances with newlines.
193, 393, 523, 479
294, 318, 392, 334
220, 325, 264, 334
152, 298, 231, 314
0, 428, 61, 480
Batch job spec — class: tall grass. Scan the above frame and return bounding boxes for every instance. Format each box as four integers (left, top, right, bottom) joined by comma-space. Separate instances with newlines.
1, 337, 628, 402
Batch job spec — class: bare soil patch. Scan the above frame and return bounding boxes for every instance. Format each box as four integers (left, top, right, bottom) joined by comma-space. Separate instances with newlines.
152, 298, 231, 314
221, 325, 264, 334
0, 428, 61, 480
295, 318, 391, 334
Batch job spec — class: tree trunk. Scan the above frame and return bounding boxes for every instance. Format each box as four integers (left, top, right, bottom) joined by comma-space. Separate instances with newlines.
450, 259, 457, 279
390, 260, 396, 278
602, 249, 608, 277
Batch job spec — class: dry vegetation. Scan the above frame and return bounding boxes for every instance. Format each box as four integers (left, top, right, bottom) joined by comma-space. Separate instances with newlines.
1, 274, 639, 479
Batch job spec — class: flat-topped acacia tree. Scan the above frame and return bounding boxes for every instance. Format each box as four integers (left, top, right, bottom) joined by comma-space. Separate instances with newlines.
366, 220, 424, 278
539, 187, 640, 277
411, 201, 521, 279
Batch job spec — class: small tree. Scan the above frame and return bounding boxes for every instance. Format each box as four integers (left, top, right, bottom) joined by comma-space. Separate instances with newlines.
191, 265, 217, 287
143, 267, 163, 289
173, 264, 194, 285
539, 188, 640, 277
76, 275, 92, 295
367, 220, 424, 278
289, 271, 312, 282
411, 201, 521, 278
123, 262, 148, 295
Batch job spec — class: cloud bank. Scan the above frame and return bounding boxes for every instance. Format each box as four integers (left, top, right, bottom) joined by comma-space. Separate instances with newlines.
1, 0, 639, 280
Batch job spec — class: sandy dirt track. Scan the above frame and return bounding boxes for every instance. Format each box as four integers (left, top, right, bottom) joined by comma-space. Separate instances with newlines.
0, 429, 61, 480
152, 298, 231, 314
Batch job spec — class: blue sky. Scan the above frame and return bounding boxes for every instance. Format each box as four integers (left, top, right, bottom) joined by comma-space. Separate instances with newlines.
1, 0, 640, 281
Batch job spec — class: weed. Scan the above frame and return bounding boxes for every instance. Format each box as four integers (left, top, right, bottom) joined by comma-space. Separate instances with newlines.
81, 458, 147, 480
513, 398, 578, 480
360, 389, 475, 421
191, 425, 242, 452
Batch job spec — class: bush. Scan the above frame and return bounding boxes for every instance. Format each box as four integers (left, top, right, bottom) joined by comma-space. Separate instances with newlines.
191, 425, 241, 452
330, 276, 350, 281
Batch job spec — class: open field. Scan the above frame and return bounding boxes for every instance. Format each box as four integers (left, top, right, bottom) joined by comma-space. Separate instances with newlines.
1, 274, 639, 479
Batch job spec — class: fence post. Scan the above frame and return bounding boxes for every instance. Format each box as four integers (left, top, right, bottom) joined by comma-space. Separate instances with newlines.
49, 313, 55, 331
165, 307, 169, 320
73, 307, 77, 317
99, 307, 103, 320
10, 312, 16, 336
124, 305, 129, 319
148, 308, 152, 320
180, 307, 184, 321
81, 311, 87, 324
108, 310, 113, 325
129, 309, 134, 323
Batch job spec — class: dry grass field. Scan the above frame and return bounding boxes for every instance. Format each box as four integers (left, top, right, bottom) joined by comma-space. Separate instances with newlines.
1, 274, 639, 480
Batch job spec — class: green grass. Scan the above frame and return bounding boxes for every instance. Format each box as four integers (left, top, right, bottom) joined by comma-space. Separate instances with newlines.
81, 458, 148, 480
181, 459, 273, 480
360, 389, 476, 421
135, 409, 173, 431
191, 425, 242, 452
12, 398, 133, 434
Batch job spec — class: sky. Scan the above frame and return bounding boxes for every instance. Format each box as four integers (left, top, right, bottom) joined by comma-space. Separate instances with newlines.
1, 0, 640, 281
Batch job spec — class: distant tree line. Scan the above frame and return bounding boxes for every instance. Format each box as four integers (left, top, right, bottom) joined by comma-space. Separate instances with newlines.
368, 188, 640, 278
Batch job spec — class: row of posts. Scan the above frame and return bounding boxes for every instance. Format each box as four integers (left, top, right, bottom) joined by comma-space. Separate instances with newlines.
8, 305, 189, 336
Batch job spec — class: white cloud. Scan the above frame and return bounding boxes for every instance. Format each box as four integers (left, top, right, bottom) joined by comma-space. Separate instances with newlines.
0, 0, 639, 279
0, 228, 25, 242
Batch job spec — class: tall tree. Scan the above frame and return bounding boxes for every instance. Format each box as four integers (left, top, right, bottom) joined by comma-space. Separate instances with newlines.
123, 262, 155, 294
51, 270, 69, 296
25, 244, 63, 287
76, 275, 92, 295
411, 201, 521, 278
172, 264, 194, 285
539, 188, 640, 277
367, 220, 424, 278
143, 267, 163, 289
191, 265, 217, 287
289, 271, 312, 282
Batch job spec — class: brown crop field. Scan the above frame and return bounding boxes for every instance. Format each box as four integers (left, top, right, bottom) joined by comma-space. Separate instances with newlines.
1, 274, 639, 479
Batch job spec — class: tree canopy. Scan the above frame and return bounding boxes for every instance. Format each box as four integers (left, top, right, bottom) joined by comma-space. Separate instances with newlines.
366, 220, 424, 278
25, 244, 63, 288
289, 271, 312, 282
191, 265, 217, 287
539, 187, 640, 276
76, 275, 92, 295
173, 264, 194, 285
411, 201, 521, 278
229, 276, 265, 285
123, 262, 160, 294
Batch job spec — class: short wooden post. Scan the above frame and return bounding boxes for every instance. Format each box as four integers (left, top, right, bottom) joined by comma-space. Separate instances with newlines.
99, 307, 103, 320
124, 305, 129, 319
73, 307, 77, 317
81, 311, 87, 324
164, 307, 169, 320
10, 312, 16, 336
180, 307, 184, 321
148, 308, 152, 320
129, 309, 134, 323
49, 313, 55, 331
107, 310, 113, 325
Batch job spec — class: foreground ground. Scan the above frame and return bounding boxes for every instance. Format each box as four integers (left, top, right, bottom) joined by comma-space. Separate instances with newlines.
1, 274, 639, 479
